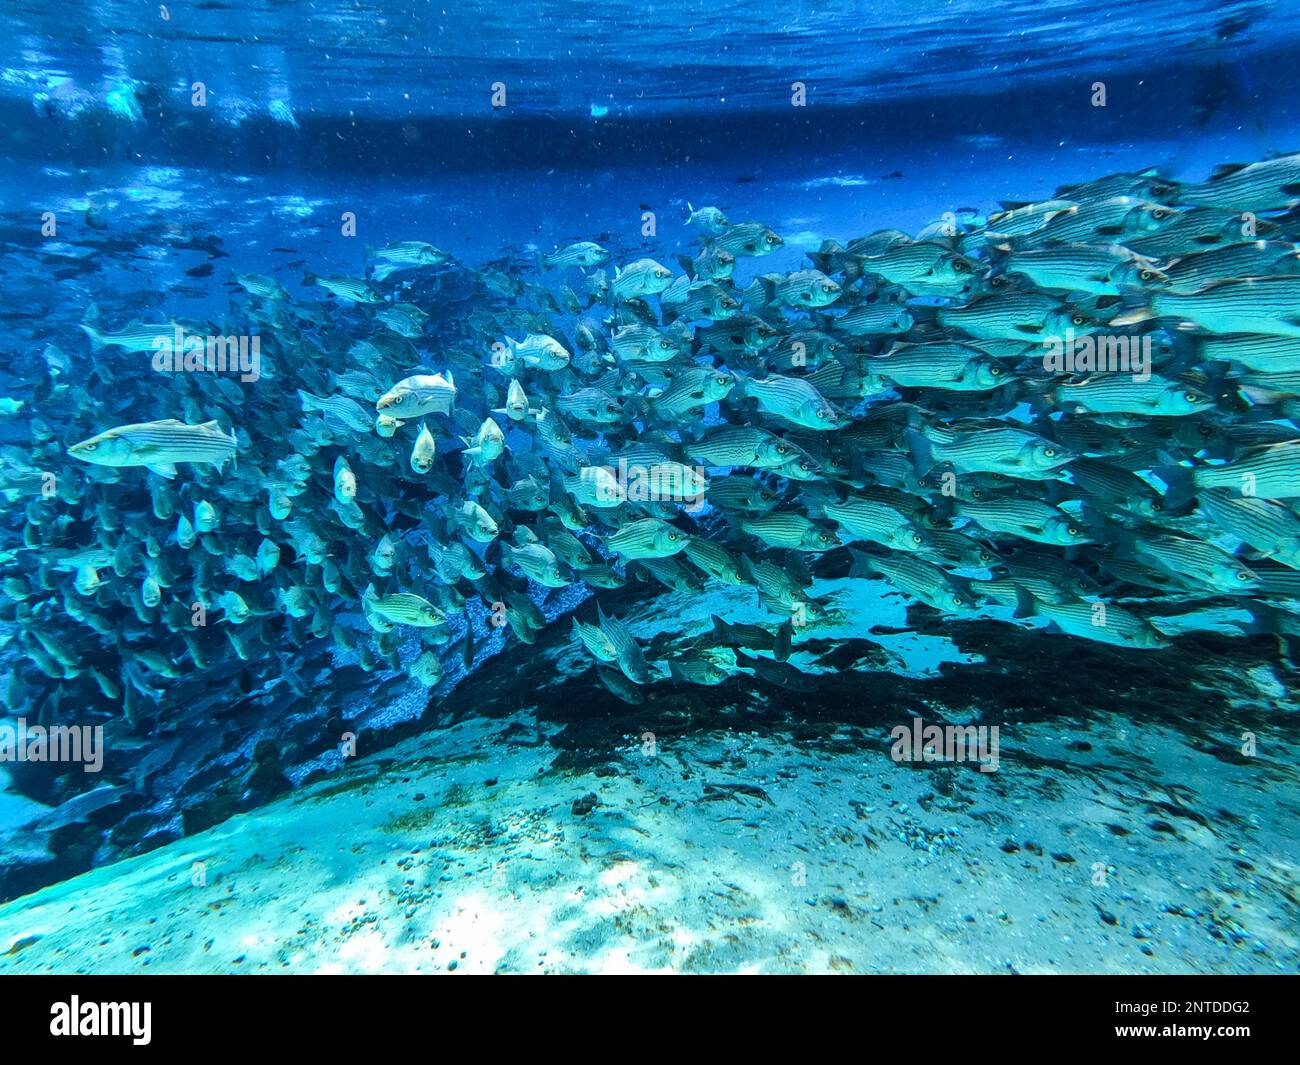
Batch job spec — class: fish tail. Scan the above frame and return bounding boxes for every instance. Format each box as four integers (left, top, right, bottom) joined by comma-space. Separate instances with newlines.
903, 427, 936, 478
1152, 463, 1197, 509
847, 547, 877, 579
79, 323, 106, 351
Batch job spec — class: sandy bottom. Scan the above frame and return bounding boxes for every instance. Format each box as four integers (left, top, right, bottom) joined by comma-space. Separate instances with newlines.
1, 691, 1296, 974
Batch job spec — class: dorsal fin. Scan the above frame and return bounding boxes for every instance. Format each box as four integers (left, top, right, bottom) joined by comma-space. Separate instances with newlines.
1210, 161, 1251, 179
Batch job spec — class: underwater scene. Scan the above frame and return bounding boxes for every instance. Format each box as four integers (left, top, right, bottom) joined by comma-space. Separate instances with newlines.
0, 0, 1299, 981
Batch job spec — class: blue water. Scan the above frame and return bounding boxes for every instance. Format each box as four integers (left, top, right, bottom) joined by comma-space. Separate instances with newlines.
1, 0, 1298, 974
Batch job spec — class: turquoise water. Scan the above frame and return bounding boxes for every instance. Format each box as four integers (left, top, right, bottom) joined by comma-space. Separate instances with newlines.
0, 1, 1298, 974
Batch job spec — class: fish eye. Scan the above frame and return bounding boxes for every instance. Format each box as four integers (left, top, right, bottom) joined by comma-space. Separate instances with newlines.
84, 442, 97, 450
815, 409, 827, 419
1071, 315, 1085, 326
1184, 391, 1199, 403
1152, 208, 1168, 220
776, 443, 789, 454
1044, 447, 1056, 457
1140, 270, 1154, 281
990, 365, 1002, 375
715, 375, 728, 385
1238, 570, 1251, 581
912, 533, 923, 545
953, 260, 970, 273
952, 596, 964, 606
766, 234, 778, 244
668, 531, 679, 540
980, 551, 993, 562
660, 340, 671, 348
821, 283, 836, 292
1068, 526, 1080, 536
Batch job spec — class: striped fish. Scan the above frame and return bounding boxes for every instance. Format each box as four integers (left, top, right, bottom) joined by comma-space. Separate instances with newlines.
68, 419, 236, 477
299, 390, 374, 433
362, 585, 445, 628
79, 320, 177, 353
1124, 207, 1271, 258
1193, 334, 1300, 372
595, 604, 654, 683
1064, 459, 1163, 518
997, 243, 1164, 294
737, 374, 848, 430
1015, 197, 1178, 248
1125, 276, 1300, 337
1198, 490, 1300, 568
740, 512, 840, 551
649, 367, 736, 419
1158, 440, 1300, 501
832, 300, 914, 337
819, 495, 931, 552
858, 241, 979, 287
602, 518, 687, 560
682, 537, 746, 584
852, 549, 979, 614
1173, 153, 1300, 212
909, 424, 1074, 479
1126, 533, 1260, 594
687, 427, 805, 469
1161, 241, 1300, 293
1016, 597, 1169, 649
873, 342, 1004, 391
571, 617, 618, 662
937, 293, 1096, 341
957, 497, 1091, 545
1048, 376, 1213, 417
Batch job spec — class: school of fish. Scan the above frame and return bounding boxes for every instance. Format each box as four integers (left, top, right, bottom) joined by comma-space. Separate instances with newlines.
6, 150, 1300, 727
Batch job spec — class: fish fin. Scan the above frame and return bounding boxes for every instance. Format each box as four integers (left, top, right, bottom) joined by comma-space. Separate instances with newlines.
1012, 586, 1039, 620
146, 463, 177, 479
847, 547, 877, 579
78, 324, 106, 351
773, 619, 793, 662
1209, 162, 1250, 179
903, 427, 936, 478
1152, 464, 1197, 509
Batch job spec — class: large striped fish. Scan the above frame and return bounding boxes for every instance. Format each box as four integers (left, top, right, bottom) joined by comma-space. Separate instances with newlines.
68, 419, 236, 478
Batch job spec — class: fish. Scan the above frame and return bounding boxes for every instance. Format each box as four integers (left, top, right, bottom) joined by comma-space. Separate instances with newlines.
68, 419, 237, 477
685, 203, 731, 236
410, 423, 436, 473
376, 373, 457, 418
362, 584, 446, 628
541, 242, 609, 269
